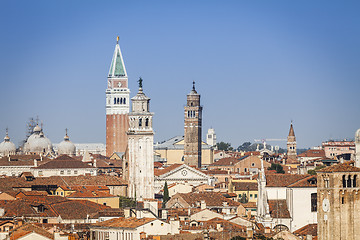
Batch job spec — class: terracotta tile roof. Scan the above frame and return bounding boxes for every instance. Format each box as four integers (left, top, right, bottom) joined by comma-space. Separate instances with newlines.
266, 174, 310, 187
244, 151, 260, 156
9, 223, 54, 240
209, 157, 239, 166
67, 190, 115, 198
51, 200, 109, 219
95, 159, 122, 168
298, 149, 326, 158
34, 157, 95, 169
92, 217, 156, 228
16, 190, 48, 197
0, 175, 127, 192
181, 217, 246, 232
0, 199, 59, 218
167, 208, 201, 217
0, 155, 50, 167
59, 185, 110, 192
154, 162, 163, 168
231, 182, 258, 191
202, 170, 228, 175
287, 176, 317, 188
154, 164, 182, 176
317, 162, 360, 173
241, 202, 256, 208
176, 192, 240, 207
268, 200, 291, 218
293, 223, 317, 236
91, 208, 124, 218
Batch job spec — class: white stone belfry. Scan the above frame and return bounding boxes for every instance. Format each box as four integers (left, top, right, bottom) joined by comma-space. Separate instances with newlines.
206, 128, 216, 147
127, 78, 154, 200
256, 159, 272, 227
355, 128, 360, 168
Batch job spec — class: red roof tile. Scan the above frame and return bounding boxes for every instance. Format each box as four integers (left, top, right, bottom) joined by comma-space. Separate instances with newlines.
266, 174, 310, 187
209, 158, 239, 166
92, 217, 156, 228
268, 200, 291, 218
154, 164, 182, 176
293, 223, 317, 236
317, 162, 360, 173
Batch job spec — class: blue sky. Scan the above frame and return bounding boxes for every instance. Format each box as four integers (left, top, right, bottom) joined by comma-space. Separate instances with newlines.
0, 1, 359, 149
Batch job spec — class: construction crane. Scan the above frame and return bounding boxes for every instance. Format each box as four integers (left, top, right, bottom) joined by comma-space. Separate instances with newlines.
254, 138, 286, 152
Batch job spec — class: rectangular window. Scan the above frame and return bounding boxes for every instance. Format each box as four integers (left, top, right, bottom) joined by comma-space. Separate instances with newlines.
67, 170, 71, 175
74, 170, 78, 174
60, 170, 64, 175
255, 194, 257, 198
311, 193, 317, 212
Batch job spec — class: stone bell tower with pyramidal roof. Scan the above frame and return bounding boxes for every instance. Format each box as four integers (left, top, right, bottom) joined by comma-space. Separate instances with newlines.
106, 37, 130, 156
184, 81, 202, 168
287, 122, 297, 161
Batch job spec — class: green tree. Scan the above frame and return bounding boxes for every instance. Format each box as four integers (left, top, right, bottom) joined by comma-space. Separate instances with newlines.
237, 142, 252, 152
162, 181, 169, 208
268, 163, 285, 174
308, 165, 326, 175
119, 196, 136, 208
216, 141, 233, 151
239, 193, 248, 203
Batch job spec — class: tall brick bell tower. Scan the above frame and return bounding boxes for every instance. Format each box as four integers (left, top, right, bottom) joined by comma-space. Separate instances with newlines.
184, 81, 202, 168
106, 37, 130, 156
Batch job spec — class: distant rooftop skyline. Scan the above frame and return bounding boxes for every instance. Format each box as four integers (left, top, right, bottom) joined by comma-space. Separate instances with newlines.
0, 1, 359, 149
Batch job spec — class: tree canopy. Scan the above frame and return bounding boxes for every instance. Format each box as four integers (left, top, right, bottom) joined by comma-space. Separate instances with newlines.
268, 163, 285, 174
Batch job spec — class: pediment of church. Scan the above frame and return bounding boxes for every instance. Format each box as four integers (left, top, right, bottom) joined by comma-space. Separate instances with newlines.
157, 164, 210, 180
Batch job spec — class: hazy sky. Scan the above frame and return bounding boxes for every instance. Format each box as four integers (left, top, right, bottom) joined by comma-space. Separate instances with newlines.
0, 1, 359, 149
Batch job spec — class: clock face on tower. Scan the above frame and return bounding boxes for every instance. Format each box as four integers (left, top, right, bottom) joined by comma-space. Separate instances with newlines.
322, 198, 330, 212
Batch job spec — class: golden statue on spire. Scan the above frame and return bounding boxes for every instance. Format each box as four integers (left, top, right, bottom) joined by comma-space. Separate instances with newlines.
117, 36, 119, 43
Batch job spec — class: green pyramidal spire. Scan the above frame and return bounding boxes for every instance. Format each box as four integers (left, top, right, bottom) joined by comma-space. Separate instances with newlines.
108, 37, 127, 78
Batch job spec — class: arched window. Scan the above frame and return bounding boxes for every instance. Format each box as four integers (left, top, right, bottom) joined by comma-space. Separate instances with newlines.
347, 175, 352, 188
145, 118, 149, 127
343, 175, 346, 188
117, 98, 120, 104
139, 118, 142, 127
120, 98, 123, 104
123, 98, 126, 104
188, 111, 190, 118
114, 98, 116, 104
354, 175, 357, 188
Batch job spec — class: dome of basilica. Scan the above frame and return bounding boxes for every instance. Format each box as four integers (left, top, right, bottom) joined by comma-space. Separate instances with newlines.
58, 133, 76, 156
0, 131, 16, 156
24, 125, 53, 154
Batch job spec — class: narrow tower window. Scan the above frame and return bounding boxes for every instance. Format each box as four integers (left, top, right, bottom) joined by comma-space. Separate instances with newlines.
347, 175, 352, 188
145, 118, 149, 127
353, 175, 357, 187
343, 175, 346, 188
114, 98, 116, 104
123, 98, 126, 104
311, 193, 317, 212
120, 98, 123, 104
139, 118, 142, 127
